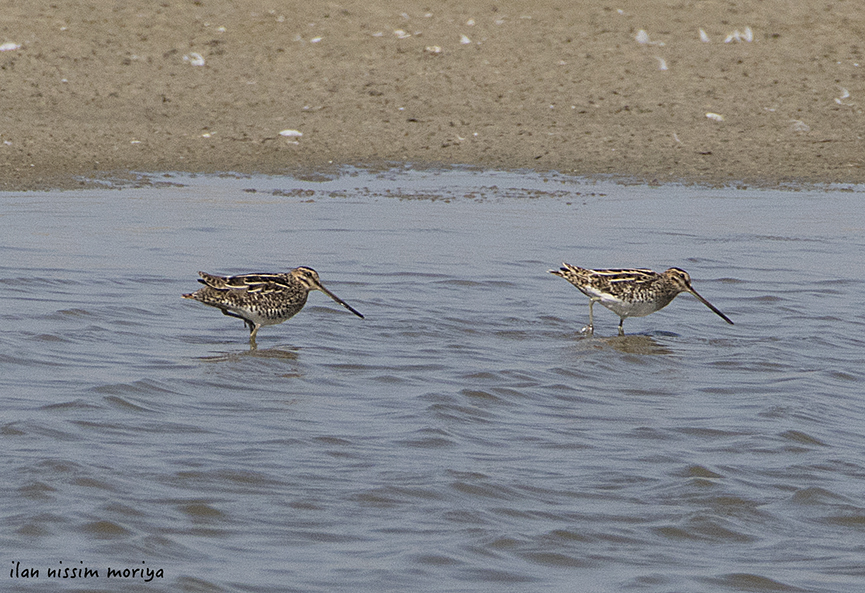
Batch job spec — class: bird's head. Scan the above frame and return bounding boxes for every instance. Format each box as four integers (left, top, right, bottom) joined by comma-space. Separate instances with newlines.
664, 267, 693, 293
291, 266, 323, 291
291, 266, 364, 319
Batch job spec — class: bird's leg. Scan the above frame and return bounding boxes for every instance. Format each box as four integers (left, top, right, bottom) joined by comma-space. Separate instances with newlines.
249, 323, 262, 349
618, 317, 625, 336
582, 299, 597, 336
219, 308, 256, 335
220, 308, 247, 323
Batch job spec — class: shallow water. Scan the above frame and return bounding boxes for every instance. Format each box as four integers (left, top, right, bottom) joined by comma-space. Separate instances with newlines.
2, 169, 865, 592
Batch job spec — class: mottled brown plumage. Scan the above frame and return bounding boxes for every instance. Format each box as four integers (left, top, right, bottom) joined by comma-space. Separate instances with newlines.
549, 263, 733, 335
183, 266, 363, 345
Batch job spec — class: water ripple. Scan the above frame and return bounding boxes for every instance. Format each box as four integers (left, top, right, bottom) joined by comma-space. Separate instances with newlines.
2, 173, 864, 591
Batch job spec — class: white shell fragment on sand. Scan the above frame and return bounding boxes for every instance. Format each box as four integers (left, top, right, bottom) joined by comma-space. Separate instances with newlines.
0, 42, 21, 51
789, 120, 810, 133
460, 34, 472, 44
393, 29, 411, 39
699, 29, 711, 42
655, 56, 668, 71
705, 112, 724, 122
424, 45, 442, 54
724, 27, 753, 43
835, 87, 852, 105
635, 30, 664, 46
183, 52, 205, 66
280, 129, 303, 145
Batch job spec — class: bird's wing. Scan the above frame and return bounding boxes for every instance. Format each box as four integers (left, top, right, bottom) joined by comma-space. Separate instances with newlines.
198, 272, 291, 295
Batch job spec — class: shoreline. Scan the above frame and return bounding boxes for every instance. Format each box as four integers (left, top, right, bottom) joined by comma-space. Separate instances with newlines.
2, 1, 862, 191
8, 163, 862, 196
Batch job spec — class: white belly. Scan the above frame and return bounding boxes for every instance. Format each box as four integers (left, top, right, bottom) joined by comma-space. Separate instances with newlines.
598, 295, 663, 318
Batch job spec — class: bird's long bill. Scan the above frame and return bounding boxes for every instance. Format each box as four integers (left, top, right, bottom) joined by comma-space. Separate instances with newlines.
688, 289, 734, 325
318, 284, 364, 318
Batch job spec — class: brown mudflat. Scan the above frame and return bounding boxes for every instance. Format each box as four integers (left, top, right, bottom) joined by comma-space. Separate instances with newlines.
2, 0, 862, 190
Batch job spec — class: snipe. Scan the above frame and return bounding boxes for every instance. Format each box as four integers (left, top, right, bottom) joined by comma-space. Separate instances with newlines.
183, 266, 363, 346
549, 263, 733, 335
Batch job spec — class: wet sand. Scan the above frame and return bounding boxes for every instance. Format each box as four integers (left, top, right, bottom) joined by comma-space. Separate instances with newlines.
1, 0, 862, 190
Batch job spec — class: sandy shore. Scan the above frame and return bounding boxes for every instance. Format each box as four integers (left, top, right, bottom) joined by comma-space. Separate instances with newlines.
1, 0, 862, 190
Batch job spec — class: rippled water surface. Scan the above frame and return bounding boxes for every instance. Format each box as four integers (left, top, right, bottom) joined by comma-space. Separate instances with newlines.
3, 169, 865, 592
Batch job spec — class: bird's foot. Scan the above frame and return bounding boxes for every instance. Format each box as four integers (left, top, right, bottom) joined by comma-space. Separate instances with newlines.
580, 324, 594, 336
